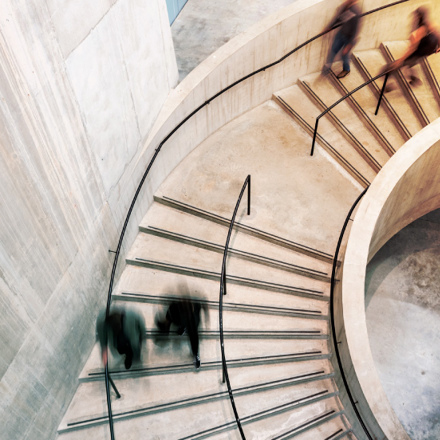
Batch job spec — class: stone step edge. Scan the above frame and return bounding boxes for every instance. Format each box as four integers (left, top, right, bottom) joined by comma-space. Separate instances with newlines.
298, 78, 382, 173
326, 427, 355, 440
424, 57, 440, 106
182, 395, 341, 440
140, 225, 331, 282
153, 195, 334, 264
113, 292, 327, 320
380, 42, 430, 127
352, 52, 412, 140
273, 93, 370, 188
59, 370, 335, 433
272, 408, 344, 440
126, 258, 329, 301
327, 68, 396, 157
80, 351, 332, 382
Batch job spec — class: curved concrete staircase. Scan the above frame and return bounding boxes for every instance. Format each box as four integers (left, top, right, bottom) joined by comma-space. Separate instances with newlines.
56, 42, 440, 440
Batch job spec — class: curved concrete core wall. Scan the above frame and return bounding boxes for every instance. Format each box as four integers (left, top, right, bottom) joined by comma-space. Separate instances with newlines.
341, 119, 440, 439
1, 0, 439, 438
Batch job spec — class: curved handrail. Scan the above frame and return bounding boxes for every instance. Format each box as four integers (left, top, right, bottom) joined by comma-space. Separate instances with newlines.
102, 1, 411, 438
219, 174, 251, 439
310, 70, 390, 155
330, 187, 370, 438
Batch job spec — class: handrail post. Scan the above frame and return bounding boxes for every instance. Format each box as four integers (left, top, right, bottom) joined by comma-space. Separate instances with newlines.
375, 72, 389, 115
247, 175, 251, 215
311, 119, 319, 156
108, 374, 121, 399
104, 364, 116, 440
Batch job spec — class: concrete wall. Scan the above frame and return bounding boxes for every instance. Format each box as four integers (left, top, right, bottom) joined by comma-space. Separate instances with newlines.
0, 0, 178, 438
339, 119, 440, 439
1, 0, 438, 438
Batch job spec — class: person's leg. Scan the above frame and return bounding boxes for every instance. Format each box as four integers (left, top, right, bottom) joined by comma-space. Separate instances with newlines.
116, 332, 134, 369
324, 32, 345, 72
188, 328, 200, 369
341, 46, 351, 72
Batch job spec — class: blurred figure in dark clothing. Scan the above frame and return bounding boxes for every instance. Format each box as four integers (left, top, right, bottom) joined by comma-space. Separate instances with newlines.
156, 297, 209, 369
96, 306, 146, 370
322, 0, 362, 78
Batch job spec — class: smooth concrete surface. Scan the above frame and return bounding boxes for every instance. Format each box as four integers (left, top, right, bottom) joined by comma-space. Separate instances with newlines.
171, 0, 297, 81
157, 99, 361, 256
0, 0, 177, 439
340, 119, 440, 440
3, 0, 440, 438
366, 210, 440, 440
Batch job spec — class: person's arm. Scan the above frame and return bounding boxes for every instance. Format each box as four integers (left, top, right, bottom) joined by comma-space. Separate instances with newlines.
395, 27, 425, 67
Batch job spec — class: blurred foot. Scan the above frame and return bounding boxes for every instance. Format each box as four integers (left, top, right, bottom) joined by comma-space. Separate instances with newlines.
337, 70, 350, 79
125, 355, 133, 370
409, 75, 422, 86
321, 65, 331, 76
385, 83, 396, 93
194, 355, 201, 370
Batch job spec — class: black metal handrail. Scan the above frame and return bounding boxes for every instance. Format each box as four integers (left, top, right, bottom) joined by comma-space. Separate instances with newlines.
219, 174, 251, 440
330, 187, 370, 438
310, 71, 391, 155
102, 1, 411, 438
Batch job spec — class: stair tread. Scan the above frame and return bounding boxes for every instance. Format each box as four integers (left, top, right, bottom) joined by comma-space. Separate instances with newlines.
275, 84, 377, 184
114, 265, 329, 313
354, 48, 424, 136
156, 100, 362, 255
126, 233, 330, 295
383, 40, 440, 124
140, 201, 332, 277
58, 389, 340, 439
335, 59, 406, 151
299, 71, 391, 169
60, 365, 335, 430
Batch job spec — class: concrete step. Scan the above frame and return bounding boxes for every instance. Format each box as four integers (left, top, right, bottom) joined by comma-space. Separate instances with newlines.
273, 84, 376, 187
126, 258, 328, 300
298, 71, 391, 172
114, 291, 327, 321
58, 385, 340, 439
232, 396, 343, 440
141, 201, 332, 281
353, 48, 424, 138
154, 100, 363, 257
425, 52, 440, 105
381, 41, 440, 125
59, 361, 335, 433
80, 330, 330, 383
114, 265, 329, 316
330, 60, 405, 153
291, 414, 353, 440
153, 195, 334, 265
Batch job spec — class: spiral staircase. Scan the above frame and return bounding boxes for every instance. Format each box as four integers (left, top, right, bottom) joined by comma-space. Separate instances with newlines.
55, 38, 440, 440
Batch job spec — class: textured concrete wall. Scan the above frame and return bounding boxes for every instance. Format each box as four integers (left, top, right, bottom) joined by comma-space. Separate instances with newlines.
0, 0, 177, 438
340, 120, 440, 440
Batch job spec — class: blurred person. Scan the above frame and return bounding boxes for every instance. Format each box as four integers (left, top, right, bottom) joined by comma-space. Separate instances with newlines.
155, 296, 209, 370
322, 0, 362, 78
96, 306, 146, 370
380, 6, 440, 87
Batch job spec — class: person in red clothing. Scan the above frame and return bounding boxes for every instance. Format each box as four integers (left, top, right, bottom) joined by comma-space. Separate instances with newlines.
381, 7, 440, 86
